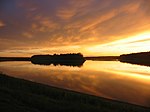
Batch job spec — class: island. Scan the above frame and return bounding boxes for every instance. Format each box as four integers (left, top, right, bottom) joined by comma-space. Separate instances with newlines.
31, 53, 86, 67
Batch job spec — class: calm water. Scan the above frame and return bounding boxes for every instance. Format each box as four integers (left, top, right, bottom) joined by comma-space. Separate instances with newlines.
0, 60, 150, 107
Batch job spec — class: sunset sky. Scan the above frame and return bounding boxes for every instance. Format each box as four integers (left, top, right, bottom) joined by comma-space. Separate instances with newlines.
0, 0, 150, 56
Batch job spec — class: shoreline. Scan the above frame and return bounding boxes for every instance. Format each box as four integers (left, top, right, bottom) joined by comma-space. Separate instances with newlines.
0, 73, 150, 112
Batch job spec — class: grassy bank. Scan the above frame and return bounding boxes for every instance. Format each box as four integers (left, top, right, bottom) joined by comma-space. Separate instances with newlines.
0, 73, 149, 112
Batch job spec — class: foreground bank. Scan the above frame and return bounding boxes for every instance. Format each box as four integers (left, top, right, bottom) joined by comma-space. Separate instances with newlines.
0, 73, 149, 112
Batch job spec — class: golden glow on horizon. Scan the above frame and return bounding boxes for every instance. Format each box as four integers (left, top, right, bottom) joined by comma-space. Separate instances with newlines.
1, 30, 150, 57
86, 31, 150, 56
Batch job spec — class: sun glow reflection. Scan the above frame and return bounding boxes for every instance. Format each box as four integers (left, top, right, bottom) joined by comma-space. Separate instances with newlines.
83, 61, 150, 82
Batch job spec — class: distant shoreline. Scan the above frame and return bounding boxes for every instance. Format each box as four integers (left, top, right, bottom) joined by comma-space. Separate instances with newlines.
0, 56, 119, 62
85, 56, 119, 61
0, 73, 149, 112
1, 51, 150, 67
119, 51, 150, 66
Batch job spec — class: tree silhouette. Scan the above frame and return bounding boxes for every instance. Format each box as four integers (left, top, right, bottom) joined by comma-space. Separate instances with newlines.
31, 53, 85, 67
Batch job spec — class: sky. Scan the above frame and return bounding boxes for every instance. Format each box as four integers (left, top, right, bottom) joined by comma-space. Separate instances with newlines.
0, 0, 150, 56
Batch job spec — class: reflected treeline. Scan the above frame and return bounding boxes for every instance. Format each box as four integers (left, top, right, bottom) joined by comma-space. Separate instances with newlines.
31, 53, 86, 67
31, 61, 85, 67
119, 51, 150, 66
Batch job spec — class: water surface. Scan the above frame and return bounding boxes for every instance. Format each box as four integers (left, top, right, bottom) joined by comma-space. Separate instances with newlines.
0, 61, 150, 107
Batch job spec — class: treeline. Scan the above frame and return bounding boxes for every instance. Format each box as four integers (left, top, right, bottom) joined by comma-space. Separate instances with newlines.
31, 53, 85, 67
119, 51, 150, 66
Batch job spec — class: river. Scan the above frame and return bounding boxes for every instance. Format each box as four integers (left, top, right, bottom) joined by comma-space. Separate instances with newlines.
0, 60, 150, 107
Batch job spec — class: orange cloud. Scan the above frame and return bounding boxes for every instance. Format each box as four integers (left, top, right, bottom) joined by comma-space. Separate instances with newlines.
0, 20, 5, 27
57, 9, 76, 20
33, 16, 59, 32
79, 10, 116, 32
56, 0, 93, 20
23, 32, 33, 38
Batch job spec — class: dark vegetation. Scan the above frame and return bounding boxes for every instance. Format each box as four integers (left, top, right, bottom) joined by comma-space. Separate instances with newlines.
0, 73, 150, 112
31, 53, 85, 67
119, 51, 150, 66
85, 56, 119, 61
